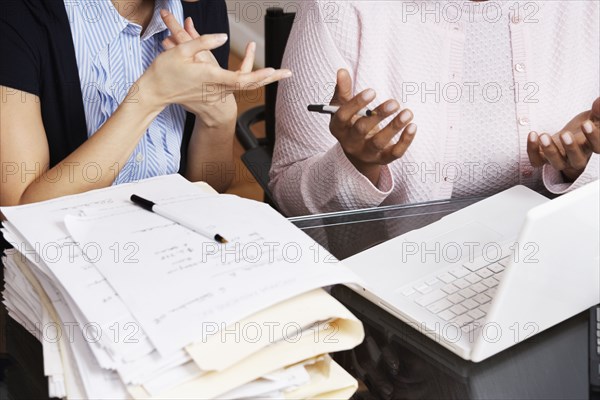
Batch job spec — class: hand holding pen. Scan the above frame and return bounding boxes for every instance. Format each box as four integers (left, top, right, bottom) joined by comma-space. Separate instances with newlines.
322, 69, 418, 186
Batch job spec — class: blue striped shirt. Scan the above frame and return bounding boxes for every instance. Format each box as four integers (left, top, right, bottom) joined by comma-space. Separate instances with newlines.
65, 0, 187, 184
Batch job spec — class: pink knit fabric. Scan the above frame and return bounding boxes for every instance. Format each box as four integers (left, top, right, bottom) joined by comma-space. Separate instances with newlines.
269, 1, 599, 216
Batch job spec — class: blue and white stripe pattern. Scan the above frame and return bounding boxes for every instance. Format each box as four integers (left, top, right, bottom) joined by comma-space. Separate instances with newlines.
66, 0, 187, 184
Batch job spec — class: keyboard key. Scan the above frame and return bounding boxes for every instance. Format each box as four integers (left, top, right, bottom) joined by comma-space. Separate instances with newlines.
450, 304, 468, 315
447, 293, 465, 304
449, 266, 469, 278
438, 309, 455, 321
427, 299, 453, 314
497, 257, 511, 267
458, 288, 476, 298
442, 284, 459, 294
467, 309, 485, 320
488, 262, 504, 273
425, 277, 439, 286
473, 293, 492, 304
487, 288, 498, 298
471, 283, 488, 293
479, 303, 491, 313
462, 323, 479, 334
482, 277, 498, 288
462, 298, 479, 310
454, 279, 470, 289
438, 272, 455, 283
414, 283, 430, 293
454, 314, 474, 327
466, 273, 482, 284
463, 258, 487, 272
415, 290, 446, 307
401, 287, 416, 296
477, 268, 493, 279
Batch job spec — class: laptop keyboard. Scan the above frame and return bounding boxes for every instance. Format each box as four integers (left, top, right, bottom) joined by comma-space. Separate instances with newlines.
400, 245, 511, 334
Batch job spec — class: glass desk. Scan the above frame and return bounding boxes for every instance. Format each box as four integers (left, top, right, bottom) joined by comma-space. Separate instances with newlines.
0, 198, 594, 399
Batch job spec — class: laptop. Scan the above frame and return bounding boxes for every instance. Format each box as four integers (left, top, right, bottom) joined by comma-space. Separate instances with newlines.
343, 181, 600, 362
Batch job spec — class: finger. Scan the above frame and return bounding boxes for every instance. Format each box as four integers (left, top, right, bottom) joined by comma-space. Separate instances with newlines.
527, 132, 546, 167
239, 42, 256, 73
591, 97, 600, 122
234, 69, 292, 92
352, 100, 400, 138
561, 131, 589, 171
539, 133, 568, 170
333, 89, 376, 127
582, 119, 600, 153
331, 69, 353, 105
389, 123, 417, 158
254, 69, 292, 87
209, 67, 277, 91
370, 109, 413, 150
184, 18, 214, 65
162, 37, 177, 50
184, 17, 201, 39
178, 34, 229, 57
161, 9, 192, 44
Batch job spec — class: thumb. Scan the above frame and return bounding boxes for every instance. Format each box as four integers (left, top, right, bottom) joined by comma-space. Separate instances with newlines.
330, 69, 353, 106
179, 34, 228, 58
591, 97, 600, 122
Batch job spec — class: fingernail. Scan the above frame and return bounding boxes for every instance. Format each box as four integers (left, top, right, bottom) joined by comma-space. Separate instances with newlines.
383, 101, 398, 113
361, 89, 376, 101
214, 34, 228, 43
528, 131, 538, 142
400, 110, 413, 124
583, 120, 594, 134
160, 9, 169, 17
189, 17, 194, 27
561, 132, 573, 145
283, 70, 293, 78
539, 134, 551, 147
406, 124, 417, 135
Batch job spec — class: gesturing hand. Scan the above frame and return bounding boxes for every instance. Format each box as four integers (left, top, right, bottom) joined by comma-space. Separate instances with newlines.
528, 97, 600, 181
144, 10, 292, 127
161, 10, 285, 88
329, 69, 417, 185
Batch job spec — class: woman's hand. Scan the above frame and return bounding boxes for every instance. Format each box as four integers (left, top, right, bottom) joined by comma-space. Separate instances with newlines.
329, 69, 417, 185
528, 97, 600, 182
155, 10, 291, 128
161, 11, 235, 128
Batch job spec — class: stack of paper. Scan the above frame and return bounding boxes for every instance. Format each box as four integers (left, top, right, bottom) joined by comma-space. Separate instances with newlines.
1, 174, 364, 399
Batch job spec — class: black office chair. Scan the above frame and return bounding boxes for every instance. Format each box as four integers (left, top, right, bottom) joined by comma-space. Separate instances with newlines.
235, 8, 295, 207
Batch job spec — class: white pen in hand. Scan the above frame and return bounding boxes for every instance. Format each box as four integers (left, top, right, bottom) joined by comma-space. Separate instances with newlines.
308, 104, 377, 118
130, 195, 228, 244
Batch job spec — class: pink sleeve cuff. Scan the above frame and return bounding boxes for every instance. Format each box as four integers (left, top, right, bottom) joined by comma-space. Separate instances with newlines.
322, 143, 395, 209
543, 154, 600, 195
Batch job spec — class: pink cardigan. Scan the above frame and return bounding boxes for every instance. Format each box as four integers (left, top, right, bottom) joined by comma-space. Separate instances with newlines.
269, 1, 599, 216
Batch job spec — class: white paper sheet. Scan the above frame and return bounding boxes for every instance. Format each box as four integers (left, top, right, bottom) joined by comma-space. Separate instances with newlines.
65, 192, 358, 355
0, 175, 205, 366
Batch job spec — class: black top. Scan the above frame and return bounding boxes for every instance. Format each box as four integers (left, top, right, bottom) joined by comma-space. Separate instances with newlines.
0, 0, 230, 173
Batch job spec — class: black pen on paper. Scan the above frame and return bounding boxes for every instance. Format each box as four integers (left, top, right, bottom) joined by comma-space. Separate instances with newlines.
130, 194, 228, 244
